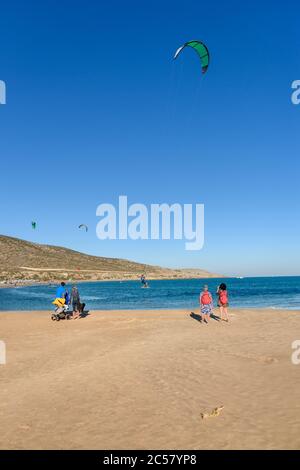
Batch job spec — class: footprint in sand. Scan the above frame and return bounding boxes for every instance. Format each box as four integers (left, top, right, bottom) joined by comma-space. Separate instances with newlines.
201, 405, 224, 420
259, 356, 278, 365
19, 424, 31, 431
119, 318, 138, 324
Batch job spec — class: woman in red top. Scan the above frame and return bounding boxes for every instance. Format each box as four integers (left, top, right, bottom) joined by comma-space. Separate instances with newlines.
199, 285, 213, 324
217, 283, 229, 322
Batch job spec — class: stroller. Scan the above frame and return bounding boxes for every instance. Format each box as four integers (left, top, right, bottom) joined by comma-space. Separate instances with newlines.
51, 298, 71, 321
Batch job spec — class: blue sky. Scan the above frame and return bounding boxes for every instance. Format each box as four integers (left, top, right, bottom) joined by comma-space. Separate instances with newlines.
0, 0, 299, 276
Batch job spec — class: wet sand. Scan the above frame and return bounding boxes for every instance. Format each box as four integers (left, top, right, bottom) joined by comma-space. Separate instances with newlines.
0, 308, 300, 449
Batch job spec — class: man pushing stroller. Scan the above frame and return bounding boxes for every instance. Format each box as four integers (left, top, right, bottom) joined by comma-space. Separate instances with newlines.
52, 282, 85, 321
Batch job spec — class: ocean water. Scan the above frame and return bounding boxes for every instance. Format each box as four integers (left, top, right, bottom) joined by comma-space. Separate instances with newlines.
0, 277, 299, 311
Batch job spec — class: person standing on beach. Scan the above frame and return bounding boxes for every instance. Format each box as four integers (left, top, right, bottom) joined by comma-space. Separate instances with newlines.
56, 282, 66, 299
217, 283, 229, 322
64, 289, 71, 306
200, 285, 213, 323
71, 285, 81, 319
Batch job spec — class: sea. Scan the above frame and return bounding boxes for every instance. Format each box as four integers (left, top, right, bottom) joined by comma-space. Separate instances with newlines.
0, 276, 299, 311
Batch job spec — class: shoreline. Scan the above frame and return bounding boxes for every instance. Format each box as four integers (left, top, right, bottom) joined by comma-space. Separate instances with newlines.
0, 275, 225, 289
1, 306, 300, 314
1, 274, 299, 290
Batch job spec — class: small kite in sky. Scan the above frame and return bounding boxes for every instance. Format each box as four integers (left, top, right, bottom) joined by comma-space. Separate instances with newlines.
174, 40, 210, 75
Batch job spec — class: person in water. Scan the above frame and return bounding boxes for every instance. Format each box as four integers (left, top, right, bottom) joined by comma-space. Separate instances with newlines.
71, 285, 81, 319
140, 274, 148, 288
199, 285, 213, 323
56, 282, 66, 299
217, 283, 229, 322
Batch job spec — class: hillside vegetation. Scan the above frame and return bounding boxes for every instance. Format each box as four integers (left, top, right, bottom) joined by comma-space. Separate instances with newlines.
0, 235, 221, 285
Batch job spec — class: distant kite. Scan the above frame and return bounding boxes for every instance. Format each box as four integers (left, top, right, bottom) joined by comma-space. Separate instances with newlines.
174, 40, 209, 75
79, 224, 88, 232
31, 221, 37, 230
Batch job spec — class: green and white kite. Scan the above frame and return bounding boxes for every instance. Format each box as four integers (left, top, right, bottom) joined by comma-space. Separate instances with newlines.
174, 40, 209, 74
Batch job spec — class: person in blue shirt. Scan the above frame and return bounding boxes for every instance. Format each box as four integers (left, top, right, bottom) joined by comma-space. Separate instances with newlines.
56, 282, 66, 299
140, 274, 148, 287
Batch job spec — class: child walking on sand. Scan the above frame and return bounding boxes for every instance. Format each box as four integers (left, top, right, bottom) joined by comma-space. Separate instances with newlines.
217, 283, 229, 322
199, 285, 213, 323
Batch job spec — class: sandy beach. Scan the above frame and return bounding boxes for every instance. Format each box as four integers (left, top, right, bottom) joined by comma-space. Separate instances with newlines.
0, 307, 300, 450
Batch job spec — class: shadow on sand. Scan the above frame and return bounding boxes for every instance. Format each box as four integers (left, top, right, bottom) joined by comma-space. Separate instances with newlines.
79, 310, 90, 319
190, 311, 221, 323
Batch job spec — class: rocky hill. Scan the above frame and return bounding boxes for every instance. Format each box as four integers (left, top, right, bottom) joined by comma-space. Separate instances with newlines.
0, 235, 221, 285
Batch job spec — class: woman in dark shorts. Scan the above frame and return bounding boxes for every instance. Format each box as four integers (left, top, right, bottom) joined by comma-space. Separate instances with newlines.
217, 283, 229, 322
71, 285, 81, 319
